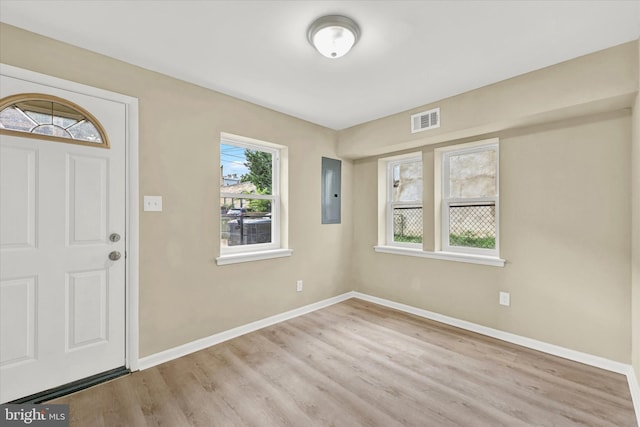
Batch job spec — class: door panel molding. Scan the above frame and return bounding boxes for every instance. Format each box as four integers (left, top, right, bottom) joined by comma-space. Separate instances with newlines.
0, 145, 38, 250
0, 276, 37, 367
66, 154, 109, 246
66, 269, 108, 350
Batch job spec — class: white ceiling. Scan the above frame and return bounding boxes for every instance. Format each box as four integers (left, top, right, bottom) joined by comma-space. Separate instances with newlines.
1, 1, 639, 130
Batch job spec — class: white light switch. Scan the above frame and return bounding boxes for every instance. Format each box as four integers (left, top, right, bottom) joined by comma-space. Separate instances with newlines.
144, 195, 163, 212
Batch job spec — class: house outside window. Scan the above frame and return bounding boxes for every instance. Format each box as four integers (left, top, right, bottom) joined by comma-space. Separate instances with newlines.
441, 143, 499, 257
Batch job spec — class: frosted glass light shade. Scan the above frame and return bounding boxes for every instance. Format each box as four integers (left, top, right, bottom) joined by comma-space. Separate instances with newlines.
308, 15, 360, 59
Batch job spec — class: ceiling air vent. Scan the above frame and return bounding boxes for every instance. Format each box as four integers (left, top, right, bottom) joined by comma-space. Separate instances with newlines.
411, 108, 440, 133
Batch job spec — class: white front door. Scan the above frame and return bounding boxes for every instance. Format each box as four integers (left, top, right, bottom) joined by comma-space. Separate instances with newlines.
0, 75, 127, 403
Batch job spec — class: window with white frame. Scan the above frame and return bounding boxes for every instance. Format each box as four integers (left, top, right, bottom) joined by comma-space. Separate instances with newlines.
220, 135, 280, 255
387, 156, 423, 247
442, 143, 498, 256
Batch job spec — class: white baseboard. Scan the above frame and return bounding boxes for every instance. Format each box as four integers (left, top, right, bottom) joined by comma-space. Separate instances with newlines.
138, 292, 353, 370
354, 293, 640, 424
354, 294, 640, 424
351, 292, 630, 375
627, 366, 640, 427
140, 290, 631, 374
138, 290, 636, 422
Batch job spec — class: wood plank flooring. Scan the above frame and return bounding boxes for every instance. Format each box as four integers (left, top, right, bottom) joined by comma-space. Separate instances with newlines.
50, 299, 637, 426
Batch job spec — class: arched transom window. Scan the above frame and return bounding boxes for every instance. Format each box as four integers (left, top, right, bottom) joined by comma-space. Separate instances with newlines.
0, 94, 109, 148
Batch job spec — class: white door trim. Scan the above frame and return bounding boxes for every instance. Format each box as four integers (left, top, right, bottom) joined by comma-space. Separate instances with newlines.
0, 63, 140, 371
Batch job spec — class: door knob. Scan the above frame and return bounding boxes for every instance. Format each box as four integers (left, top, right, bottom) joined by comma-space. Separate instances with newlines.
109, 251, 121, 261
109, 233, 121, 242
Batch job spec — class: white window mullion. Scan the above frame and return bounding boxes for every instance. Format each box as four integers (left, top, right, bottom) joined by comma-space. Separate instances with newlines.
220, 193, 275, 201
271, 194, 280, 248
386, 201, 394, 246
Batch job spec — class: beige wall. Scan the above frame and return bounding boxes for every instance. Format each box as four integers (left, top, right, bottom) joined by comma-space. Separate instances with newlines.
0, 23, 354, 357
344, 40, 637, 364
632, 41, 640, 381
353, 112, 632, 362
1, 22, 637, 366
338, 41, 638, 159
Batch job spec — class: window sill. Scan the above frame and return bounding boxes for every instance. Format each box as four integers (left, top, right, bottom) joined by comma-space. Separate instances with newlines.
373, 246, 505, 267
216, 249, 293, 266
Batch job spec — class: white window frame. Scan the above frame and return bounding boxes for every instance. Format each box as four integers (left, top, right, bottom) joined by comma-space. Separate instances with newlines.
441, 143, 499, 257
386, 156, 423, 249
375, 141, 503, 267
219, 134, 283, 258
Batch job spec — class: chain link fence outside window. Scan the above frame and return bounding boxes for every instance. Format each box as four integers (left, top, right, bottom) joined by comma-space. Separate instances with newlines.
393, 206, 422, 243
449, 204, 495, 249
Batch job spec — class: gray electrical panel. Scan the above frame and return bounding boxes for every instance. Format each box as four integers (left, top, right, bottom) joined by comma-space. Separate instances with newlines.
321, 157, 341, 224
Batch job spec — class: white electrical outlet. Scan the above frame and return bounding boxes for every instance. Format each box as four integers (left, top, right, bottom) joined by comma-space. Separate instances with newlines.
296, 280, 303, 292
499, 291, 510, 307
144, 195, 163, 212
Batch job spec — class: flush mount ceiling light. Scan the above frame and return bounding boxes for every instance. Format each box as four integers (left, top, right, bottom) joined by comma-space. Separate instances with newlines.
307, 15, 360, 59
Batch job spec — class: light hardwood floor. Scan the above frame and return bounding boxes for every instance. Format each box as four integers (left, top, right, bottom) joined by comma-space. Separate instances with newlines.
51, 299, 636, 426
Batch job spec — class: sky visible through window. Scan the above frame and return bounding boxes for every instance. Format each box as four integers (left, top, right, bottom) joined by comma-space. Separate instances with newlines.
220, 143, 248, 178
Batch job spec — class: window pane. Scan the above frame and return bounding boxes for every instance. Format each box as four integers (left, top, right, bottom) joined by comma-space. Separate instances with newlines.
32, 124, 71, 138
220, 198, 272, 247
24, 110, 51, 125
67, 120, 103, 143
221, 144, 273, 195
23, 100, 80, 127
449, 203, 495, 249
392, 161, 422, 202
220, 143, 247, 186
243, 149, 272, 195
1, 98, 106, 146
0, 106, 36, 132
220, 139, 279, 253
448, 150, 496, 198
393, 206, 422, 244
53, 115, 79, 128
